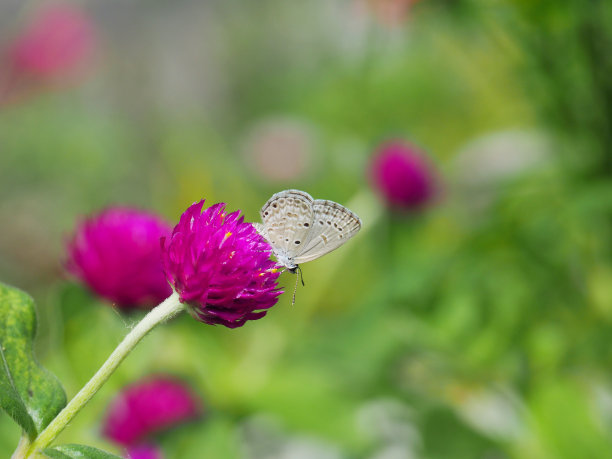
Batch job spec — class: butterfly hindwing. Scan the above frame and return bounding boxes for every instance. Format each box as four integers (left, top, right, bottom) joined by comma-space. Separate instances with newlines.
259, 189, 315, 255
293, 199, 361, 264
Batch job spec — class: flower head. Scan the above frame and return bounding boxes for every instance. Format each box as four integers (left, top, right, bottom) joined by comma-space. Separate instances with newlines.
67, 208, 173, 309
162, 200, 282, 328
370, 141, 437, 211
7, 3, 97, 80
103, 376, 202, 447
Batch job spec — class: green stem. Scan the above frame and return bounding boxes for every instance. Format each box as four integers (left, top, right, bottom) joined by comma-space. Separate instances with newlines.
25, 292, 185, 457
11, 435, 30, 459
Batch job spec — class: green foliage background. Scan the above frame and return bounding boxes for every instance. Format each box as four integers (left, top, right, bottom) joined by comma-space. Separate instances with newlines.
1, 0, 612, 457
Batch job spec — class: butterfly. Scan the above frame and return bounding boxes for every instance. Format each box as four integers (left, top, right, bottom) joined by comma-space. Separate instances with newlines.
254, 189, 362, 299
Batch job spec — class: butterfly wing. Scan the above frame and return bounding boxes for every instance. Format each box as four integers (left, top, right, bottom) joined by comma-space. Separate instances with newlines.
259, 189, 315, 255
293, 199, 361, 264
252, 222, 265, 235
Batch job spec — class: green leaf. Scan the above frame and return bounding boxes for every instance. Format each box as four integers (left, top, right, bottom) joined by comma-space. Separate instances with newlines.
0, 282, 66, 439
42, 444, 123, 459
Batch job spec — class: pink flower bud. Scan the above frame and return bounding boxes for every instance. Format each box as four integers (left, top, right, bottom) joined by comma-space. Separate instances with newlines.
370, 141, 438, 211
103, 376, 202, 447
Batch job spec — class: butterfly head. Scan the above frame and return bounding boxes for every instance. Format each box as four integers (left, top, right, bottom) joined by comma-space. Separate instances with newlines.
274, 250, 298, 271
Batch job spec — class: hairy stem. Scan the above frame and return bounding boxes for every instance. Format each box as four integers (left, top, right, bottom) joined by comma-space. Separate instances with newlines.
11, 435, 30, 459
25, 292, 185, 457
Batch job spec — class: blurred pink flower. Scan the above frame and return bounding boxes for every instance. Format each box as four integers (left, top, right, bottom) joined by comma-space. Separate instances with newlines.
370, 140, 437, 211
242, 118, 316, 183
126, 444, 164, 459
66, 208, 173, 309
358, 0, 420, 27
7, 3, 97, 80
161, 200, 282, 328
103, 376, 202, 447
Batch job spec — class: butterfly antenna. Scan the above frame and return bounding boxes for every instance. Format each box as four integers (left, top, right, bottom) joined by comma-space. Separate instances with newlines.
292, 272, 299, 306
298, 265, 305, 286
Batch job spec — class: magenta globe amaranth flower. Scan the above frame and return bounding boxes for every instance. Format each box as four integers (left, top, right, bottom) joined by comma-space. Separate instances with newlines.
162, 200, 282, 328
8, 3, 96, 80
126, 444, 163, 459
67, 208, 173, 309
370, 141, 437, 211
103, 376, 202, 447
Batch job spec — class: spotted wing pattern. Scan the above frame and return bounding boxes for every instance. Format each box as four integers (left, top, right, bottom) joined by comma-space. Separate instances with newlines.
259, 189, 315, 256
293, 199, 361, 264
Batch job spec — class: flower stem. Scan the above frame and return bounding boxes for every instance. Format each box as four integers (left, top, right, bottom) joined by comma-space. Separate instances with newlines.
25, 292, 185, 457
11, 436, 30, 459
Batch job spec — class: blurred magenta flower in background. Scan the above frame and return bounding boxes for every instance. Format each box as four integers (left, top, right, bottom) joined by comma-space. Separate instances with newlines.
126, 444, 163, 459
369, 140, 438, 211
161, 201, 282, 328
7, 2, 97, 80
67, 208, 173, 309
103, 376, 202, 448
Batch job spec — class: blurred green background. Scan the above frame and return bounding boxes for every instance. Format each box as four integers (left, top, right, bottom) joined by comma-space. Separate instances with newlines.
2, 0, 612, 457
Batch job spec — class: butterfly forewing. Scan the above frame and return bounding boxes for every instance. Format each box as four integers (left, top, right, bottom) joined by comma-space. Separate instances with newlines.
293, 199, 361, 264
259, 189, 315, 255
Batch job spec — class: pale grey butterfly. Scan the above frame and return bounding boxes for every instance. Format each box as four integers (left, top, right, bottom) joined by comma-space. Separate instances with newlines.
254, 189, 362, 303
